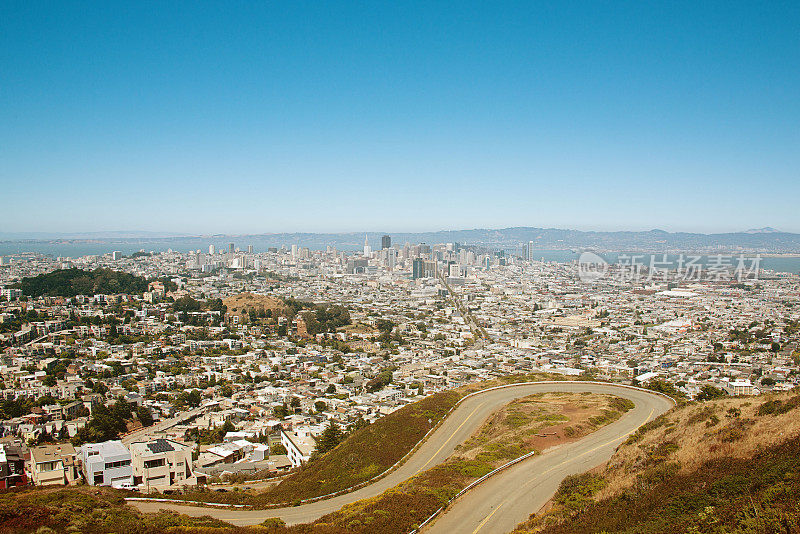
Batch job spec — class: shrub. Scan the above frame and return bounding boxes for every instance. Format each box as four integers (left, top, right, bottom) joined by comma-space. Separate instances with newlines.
554, 473, 607, 512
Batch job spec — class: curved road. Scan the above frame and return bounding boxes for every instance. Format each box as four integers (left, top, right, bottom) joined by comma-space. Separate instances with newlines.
130, 383, 673, 528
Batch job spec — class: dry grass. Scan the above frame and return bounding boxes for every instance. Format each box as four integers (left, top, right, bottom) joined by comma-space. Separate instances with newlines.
456, 392, 630, 461
598, 390, 800, 500
223, 292, 290, 316
513, 390, 800, 534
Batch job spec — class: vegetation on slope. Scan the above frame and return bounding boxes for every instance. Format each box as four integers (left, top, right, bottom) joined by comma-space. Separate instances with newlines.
514, 390, 800, 534
11, 268, 150, 297
0, 486, 251, 534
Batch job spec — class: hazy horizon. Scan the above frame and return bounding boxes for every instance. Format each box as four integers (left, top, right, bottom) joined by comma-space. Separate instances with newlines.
0, 225, 794, 241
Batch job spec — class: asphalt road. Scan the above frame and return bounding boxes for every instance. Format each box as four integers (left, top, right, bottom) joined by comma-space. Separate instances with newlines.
121, 406, 206, 446
424, 385, 673, 534
129, 383, 672, 528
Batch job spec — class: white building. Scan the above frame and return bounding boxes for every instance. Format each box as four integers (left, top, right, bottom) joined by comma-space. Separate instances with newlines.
0, 288, 22, 301
727, 379, 754, 396
80, 440, 133, 487
280, 427, 314, 467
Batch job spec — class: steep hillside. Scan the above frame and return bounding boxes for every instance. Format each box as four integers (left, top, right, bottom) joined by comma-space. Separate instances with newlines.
0, 486, 251, 534
514, 390, 800, 533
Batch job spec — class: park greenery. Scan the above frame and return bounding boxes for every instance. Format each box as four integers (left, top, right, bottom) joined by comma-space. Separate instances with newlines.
11, 268, 151, 297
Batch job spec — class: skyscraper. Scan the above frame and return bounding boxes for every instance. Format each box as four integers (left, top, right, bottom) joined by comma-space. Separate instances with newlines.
412, 258, 424, 279
228, 243, 235, 254
209, 244, 215, 255
381, 235, 391, 249
363, 234, 371, 257
247, 245, 253, 254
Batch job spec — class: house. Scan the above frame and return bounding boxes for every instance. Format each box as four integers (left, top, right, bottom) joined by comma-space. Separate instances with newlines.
280, 427, 314, 467
727, 379, 754, 396
129, 438, 194, 490
28, 443, 79, 486
0, 443, 27, 488
80, 440, 133, 487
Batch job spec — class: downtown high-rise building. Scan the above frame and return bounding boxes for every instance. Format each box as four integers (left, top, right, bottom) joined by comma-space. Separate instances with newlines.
412, 258, 424, 279
209, 244, 215, 255
363, 234, 371, 257
247, 244, 253, 254
381, 235, 391, 249
228, 243, 235, 254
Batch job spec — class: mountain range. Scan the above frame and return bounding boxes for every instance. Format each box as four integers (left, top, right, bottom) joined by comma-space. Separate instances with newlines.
3, 227, 800, 253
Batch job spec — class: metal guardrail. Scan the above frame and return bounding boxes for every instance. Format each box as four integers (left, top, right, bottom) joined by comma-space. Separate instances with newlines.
126, 497, 249, 508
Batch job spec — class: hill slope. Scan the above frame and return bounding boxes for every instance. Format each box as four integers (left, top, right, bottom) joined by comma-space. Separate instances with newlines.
514, 390, 800, 533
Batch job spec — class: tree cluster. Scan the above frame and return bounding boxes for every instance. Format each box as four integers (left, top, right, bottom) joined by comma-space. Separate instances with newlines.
11, 268, 149, 297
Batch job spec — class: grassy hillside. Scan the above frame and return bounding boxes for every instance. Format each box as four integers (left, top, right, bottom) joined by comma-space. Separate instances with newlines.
514, 390, 800, 534
0, 486, 252, 534
11, 268, 149, 297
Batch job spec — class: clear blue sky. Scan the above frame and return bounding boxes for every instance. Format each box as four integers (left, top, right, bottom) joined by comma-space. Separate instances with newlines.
2, 1, 798, 234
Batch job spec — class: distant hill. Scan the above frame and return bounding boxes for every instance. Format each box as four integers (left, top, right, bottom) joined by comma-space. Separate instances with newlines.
10, 268, 149, 297
230, 227, 800, 253
743, 226, 781, 234
5, 226, 800, 253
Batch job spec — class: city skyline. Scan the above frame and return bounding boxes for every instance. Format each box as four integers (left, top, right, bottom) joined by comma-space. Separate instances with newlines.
3, 2, 799, 234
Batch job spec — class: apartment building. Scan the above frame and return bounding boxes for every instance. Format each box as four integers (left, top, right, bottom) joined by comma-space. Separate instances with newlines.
280, 427, 314, 467
129, 438, 193, 490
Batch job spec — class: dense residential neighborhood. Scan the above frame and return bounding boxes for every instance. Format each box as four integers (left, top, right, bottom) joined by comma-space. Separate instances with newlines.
0, 240, 797, 492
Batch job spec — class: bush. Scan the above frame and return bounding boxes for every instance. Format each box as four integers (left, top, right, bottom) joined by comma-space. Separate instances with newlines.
554, 473, 607, 511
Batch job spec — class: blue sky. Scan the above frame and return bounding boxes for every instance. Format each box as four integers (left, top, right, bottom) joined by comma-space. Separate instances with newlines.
2, 1, 798, 234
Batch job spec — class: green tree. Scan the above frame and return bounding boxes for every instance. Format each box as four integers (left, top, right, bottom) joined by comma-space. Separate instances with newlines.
136, 406, 153, 427
696, 385, 727, 401
314, 421, 344, 454
376, 319, 395, 334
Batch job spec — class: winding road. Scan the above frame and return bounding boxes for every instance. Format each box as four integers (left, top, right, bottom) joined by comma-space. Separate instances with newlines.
129, 382, 673, 530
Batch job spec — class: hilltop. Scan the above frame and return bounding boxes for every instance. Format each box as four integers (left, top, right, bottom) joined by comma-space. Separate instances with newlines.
514, 389, 800, 533
223, 292, 292, 319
